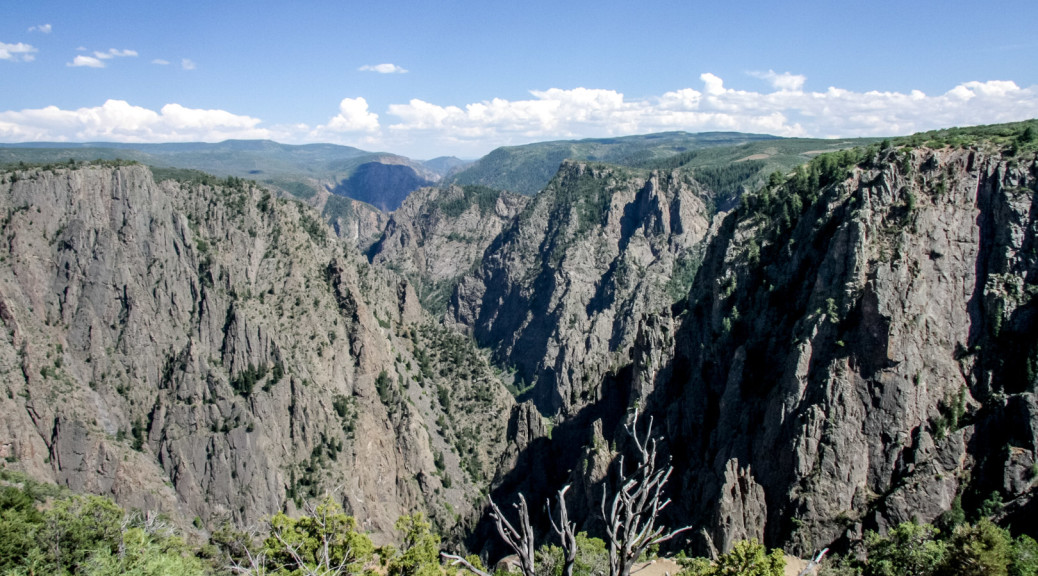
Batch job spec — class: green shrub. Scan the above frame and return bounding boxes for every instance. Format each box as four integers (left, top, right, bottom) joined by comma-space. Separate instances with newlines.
385, 513, 441, 576
263, 498, 374, 574
865, 522, 946, 576
681, 539, 785, 576
942, 519, 1011, 576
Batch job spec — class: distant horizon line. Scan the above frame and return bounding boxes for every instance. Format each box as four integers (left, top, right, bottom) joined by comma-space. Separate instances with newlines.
0, 129, 870, 162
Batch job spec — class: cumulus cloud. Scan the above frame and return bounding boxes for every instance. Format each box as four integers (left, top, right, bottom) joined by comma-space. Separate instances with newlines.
2, 74, 1036, 159
27, 24, 51, 34
312, 97, 381, 136
0, 100, 271, 143
0, 41, 37, 62
384, 87, 637, 142
359, 63, 407, 74
68, 55, 104, 68
373, 74, 1038, 156
749, 69, 806, 92
181, 58, 196, 70
151, 59, 170, 65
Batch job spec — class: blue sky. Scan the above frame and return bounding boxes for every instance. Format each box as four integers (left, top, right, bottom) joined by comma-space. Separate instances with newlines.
2, 0, 1037, 158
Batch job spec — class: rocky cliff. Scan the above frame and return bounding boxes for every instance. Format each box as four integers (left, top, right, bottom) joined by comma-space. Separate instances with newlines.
2, 133, 1035, 560
0, 163, 514, 541
332, 161, 438, 212
369, 184, 529, 314
446, 141, 1036, 557
652, 144, 1037, 555
311, 189, 387, 249
447, 161, 711, 416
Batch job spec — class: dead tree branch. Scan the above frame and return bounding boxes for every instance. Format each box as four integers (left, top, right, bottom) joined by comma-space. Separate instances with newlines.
441, 552, 492, 576
601, 409, 692, 576
548, 485, 578, 576
489, 494, 537, 576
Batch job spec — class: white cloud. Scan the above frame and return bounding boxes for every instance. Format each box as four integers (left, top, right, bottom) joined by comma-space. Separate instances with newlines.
373, 74, 1038, 156
94, 48, 137, 59
1, 74, 1036, 159
312, 97, 381, 135
0, 100, 271, 143
151, 59, 170, 65
68, 55, 104, 68
68, 48, 137, 68
359, 63, 407, 74
0, 41, 37, 62
27, 24, 51, 34
181, 58, 196, 70
749, 69, 806, 92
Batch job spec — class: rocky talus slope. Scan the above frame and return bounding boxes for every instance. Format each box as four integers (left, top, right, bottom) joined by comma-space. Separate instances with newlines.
369, 184, 529, 313
0, 164, 513, 541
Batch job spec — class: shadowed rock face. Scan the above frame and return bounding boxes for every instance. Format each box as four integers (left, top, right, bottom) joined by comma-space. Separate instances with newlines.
0, 164, 513, 542
449, 147, 1037, 557
447, 162, 711, 417
333, 162, 436, 212
651, 147, 1038, 554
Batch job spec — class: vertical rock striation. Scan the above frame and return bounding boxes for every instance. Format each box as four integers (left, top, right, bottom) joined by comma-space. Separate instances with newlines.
0, 164, 514, 541
660, 146, 1037, 554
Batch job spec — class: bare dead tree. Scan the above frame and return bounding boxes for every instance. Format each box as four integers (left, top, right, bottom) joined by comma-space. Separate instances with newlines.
228, 543, 269, 576
601, 409, 692, 576
548, 485, 579, 576
446, 411, 688, 576
440, 552, 492, 576
488, 493, 537, 576
797, 548, 829, 576
442, 494, 534, 576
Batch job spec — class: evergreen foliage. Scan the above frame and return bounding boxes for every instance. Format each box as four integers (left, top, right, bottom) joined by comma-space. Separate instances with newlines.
0, 471, 207, 575
384, 513, 441, 576
894, 119, 1038, 153
4, 467, 1038, 576
436, 185, 502, 218
679, 539, 784, 576
262, 499, 375, 575
230, 362, 269, 397
864, 522, 947, 576
536, 533, 609, 576
818, 520, 1038, 576
692, 160, 766, 209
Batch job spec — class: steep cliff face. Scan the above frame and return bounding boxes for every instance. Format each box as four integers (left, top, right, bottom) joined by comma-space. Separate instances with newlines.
448, 162, 711, 416
332, 161, 438, 212
444, 142, 1035, 558
4, 138, 1034, 559
313, 189, 387, 249
657, 145, 1038, 554
369, 184, 529, 313
0, 164, 513, 540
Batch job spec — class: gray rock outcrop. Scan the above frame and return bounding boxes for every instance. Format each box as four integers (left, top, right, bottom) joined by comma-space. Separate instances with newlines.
660, 146, 1038, 554
0, 164, 514, 541
448, 161, 711, 416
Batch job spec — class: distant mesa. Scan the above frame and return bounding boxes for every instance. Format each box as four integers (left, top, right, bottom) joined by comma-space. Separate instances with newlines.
331, 161, 436, 212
